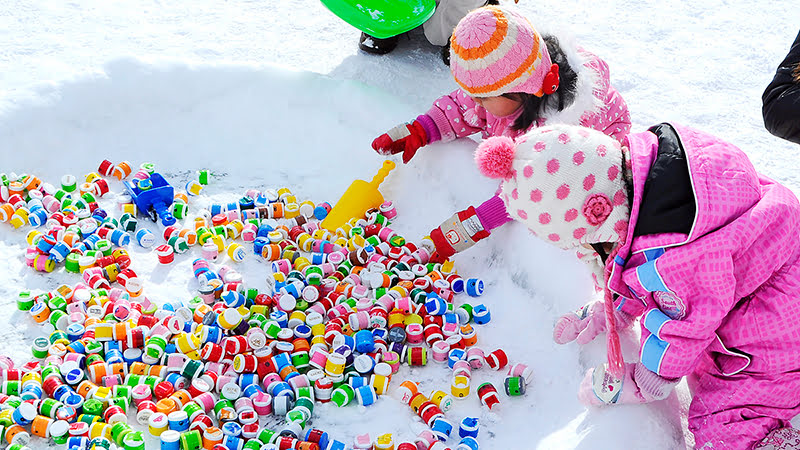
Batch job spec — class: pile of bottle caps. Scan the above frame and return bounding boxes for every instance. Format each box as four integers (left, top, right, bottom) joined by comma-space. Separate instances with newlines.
0, 162, 529, 450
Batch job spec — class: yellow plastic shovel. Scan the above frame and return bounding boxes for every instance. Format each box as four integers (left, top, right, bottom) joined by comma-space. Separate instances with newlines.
321, 160, 396, 231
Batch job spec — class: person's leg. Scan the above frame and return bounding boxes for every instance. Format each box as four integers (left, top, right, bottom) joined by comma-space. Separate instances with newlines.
423, 1, 484, 48
689, 358, 800, 449
441, 44, 450, 66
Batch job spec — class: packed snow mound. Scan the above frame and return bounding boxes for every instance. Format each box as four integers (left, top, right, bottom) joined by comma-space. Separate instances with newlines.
0, 60, 686, 448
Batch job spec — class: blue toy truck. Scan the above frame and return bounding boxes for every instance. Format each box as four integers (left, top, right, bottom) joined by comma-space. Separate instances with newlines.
123, 172, 176, 226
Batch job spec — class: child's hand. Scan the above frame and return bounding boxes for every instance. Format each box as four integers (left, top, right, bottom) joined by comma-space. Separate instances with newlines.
372, 120, 429, 164
578, 362, 678, 406
428, 207, 490, 263
428, 247, 450, 264
553, 301, 633, 345
553, 301, 607, 345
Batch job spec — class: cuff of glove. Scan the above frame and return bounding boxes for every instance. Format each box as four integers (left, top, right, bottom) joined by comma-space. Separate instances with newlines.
633, 363, 678, 402
425, 106, 457, 142
416, 114, 440, 144
615, 309, 634, 330
475, 194, 513, 231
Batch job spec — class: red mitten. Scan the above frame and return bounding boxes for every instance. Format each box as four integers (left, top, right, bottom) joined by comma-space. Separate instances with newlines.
428, 228, 455, 264
372, 120, 429, 164
427, 207, 490, 263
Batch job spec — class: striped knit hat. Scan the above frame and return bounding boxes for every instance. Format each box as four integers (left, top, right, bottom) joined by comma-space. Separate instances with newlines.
450, 6, 558, 98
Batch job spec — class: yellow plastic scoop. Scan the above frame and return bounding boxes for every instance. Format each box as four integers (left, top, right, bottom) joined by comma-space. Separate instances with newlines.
321, 160, 396, 231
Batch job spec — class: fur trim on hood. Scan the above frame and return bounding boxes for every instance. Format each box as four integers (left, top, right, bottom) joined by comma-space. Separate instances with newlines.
535, 26, 606, 126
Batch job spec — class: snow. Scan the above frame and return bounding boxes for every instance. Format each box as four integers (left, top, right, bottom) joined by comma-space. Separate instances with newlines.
1, 0, 798, 448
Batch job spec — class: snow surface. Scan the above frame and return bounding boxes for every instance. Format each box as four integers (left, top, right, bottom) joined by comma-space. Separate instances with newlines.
1, 0, 799, 449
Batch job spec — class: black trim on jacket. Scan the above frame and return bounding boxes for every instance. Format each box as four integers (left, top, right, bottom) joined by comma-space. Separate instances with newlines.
632, 123, 696, 237
763, 30, 800, 145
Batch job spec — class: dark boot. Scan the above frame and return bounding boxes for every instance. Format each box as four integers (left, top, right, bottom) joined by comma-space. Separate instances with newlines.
359, 32, 399, 55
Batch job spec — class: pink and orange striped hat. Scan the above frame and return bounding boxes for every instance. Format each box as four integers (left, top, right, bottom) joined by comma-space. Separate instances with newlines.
450, 6, 555, 98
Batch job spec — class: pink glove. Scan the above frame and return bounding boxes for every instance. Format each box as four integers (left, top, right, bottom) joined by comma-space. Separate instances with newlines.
578, 362, 678, 406
552, 301, 633, 345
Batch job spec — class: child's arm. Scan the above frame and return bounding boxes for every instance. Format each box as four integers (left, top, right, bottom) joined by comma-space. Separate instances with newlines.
579, 50, 632, 142
600, 88, 631, 142
635, 247, 739, 381
427, 194, 509, 262
372, 89, 486, 164
424, 89, 487, 142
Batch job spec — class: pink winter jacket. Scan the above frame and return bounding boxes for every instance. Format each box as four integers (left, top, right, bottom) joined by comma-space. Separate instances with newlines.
607, 124, 800, 380
419, 47, 631, 231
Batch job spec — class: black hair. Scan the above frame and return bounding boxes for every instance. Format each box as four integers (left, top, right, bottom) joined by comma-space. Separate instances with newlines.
509, 35, 579, 132
794, 62, 800, 83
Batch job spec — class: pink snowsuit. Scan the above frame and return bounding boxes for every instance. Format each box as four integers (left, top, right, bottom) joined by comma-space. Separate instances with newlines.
417, 45, 631, 230
608, 124, 800, 449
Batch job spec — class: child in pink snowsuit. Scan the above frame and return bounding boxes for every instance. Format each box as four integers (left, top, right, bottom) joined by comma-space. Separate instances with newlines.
371, 5, 630, 262
475, 123, 800, 449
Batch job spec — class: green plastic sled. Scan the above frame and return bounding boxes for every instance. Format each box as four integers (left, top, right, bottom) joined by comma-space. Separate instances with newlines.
321, 0, 436, 39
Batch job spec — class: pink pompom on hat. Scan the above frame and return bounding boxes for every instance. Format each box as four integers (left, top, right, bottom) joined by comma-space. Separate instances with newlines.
450, 5, 559, 98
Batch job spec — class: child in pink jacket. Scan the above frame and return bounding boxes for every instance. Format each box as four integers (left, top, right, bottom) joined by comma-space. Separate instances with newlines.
475, 123, 800, 449
371, 5, 630, 262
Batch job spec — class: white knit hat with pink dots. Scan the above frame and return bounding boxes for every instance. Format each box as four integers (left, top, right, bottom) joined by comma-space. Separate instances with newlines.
476, 123, 632, 379
475, 124, 630, 253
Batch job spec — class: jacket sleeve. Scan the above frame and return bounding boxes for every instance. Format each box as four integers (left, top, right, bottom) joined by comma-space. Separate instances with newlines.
637, 244, 736, 379
579, 50, 632, 142
762, 30, 800, 145
426, 89, 487, 142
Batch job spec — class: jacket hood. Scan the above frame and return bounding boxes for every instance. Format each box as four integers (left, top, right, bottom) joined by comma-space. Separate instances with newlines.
533, 26, 604, 126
